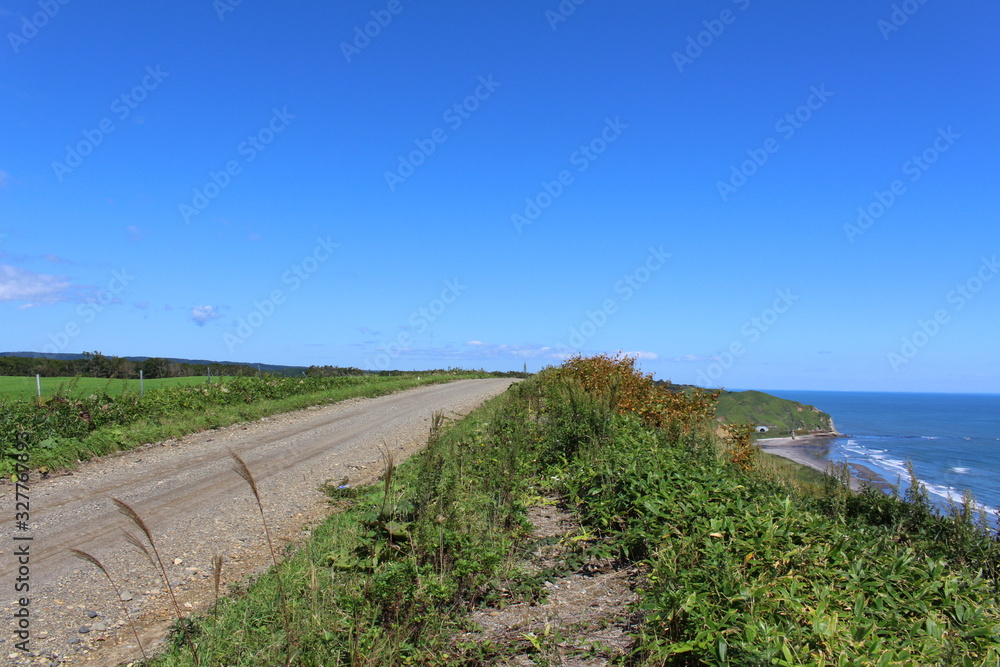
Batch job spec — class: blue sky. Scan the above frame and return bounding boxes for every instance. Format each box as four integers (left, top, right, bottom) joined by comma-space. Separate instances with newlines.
1, 0, 998, 392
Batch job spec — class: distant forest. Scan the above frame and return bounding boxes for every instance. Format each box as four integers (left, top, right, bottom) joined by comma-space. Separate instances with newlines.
0, 353, 528, 380
0, 352, 363, 380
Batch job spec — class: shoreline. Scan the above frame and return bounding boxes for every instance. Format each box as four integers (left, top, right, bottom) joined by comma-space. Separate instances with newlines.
756, 434, 893, 493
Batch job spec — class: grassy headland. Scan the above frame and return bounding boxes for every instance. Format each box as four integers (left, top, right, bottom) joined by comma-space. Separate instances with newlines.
715, 389, 837, 437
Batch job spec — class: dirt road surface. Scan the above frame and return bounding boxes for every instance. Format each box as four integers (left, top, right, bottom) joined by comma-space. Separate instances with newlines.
1, 378, 516, 666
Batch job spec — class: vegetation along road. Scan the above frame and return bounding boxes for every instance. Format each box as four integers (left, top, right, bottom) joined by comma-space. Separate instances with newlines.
0, 378, 516, 666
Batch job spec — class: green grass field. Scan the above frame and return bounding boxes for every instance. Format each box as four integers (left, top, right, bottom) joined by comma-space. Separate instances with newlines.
0, 375, 232, 400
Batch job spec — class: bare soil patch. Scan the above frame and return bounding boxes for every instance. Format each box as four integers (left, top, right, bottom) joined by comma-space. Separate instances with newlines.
459, 500, 643, 666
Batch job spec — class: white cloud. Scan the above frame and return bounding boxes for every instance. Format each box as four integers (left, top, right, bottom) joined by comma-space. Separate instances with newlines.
625, 351, 659, 361
191, 305, 221, 326
0, 264, 72, 304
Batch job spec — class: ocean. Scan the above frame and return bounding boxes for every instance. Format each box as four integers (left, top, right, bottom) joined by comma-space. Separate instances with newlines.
763, 390, 1000, 521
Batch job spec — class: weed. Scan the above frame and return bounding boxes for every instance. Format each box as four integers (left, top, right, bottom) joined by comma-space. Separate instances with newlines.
228, 450, 294, 664
114, 497, 198, 662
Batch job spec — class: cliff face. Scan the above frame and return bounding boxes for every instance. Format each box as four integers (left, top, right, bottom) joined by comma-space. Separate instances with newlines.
714, 390, 838, 437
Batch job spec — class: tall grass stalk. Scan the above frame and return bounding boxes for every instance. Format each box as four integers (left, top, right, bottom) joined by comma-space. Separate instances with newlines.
228, 449, 293, 665
113, 497, 197, 663
211, 554, 223, 607
69, 549, 149, 663
378, 441, 395, 517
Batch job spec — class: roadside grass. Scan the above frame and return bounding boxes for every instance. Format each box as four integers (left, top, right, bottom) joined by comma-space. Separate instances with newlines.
0, 374, 484, 476
77, 355, 1000, 665
0, 375, 225, 400
148, 379, 544, 666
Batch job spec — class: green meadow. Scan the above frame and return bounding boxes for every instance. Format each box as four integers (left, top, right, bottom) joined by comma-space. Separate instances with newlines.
0, 375, 230, 400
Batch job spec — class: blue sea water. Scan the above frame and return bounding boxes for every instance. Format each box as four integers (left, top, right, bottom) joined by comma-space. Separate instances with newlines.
764, 390, 1000, 520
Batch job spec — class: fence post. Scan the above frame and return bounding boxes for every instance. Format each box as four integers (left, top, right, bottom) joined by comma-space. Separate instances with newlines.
36, 374, 41, 398
140, 369, 145, 396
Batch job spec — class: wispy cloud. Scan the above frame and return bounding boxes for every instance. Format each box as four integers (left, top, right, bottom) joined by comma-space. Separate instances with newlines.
0, 264, 72, 305
358, 338, 662, 368
459, 341, 562, 360
673, 354, 721, 363
191, 305, 221, 326
0, 170, 9, 187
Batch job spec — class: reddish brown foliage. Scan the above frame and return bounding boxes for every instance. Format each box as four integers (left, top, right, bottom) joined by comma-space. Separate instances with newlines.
556, 353, 718, 431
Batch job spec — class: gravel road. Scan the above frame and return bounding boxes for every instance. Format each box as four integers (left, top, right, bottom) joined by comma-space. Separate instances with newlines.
0, 378, 516, 666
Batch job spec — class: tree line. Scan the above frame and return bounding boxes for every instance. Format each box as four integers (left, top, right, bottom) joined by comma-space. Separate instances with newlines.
0, 352, 260, 380
1, 353, 532, 380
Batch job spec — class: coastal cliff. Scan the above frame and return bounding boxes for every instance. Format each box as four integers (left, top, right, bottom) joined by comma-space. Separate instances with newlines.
714, 389, 838, 437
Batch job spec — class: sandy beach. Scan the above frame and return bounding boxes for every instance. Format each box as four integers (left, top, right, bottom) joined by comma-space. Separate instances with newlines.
757, 434, 893, 492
